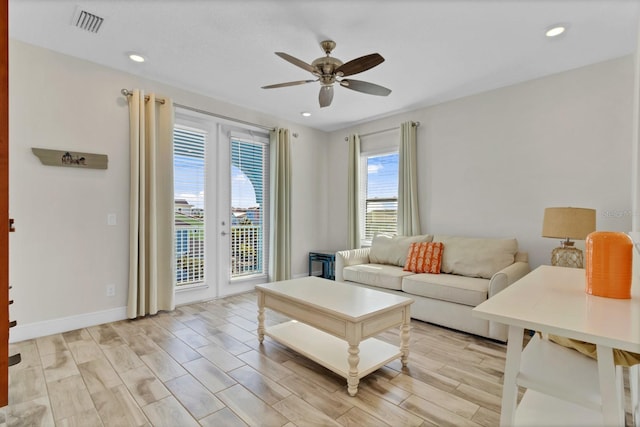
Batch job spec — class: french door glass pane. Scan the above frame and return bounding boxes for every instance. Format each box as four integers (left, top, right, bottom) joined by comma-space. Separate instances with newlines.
231, 138, 268, 278
173, 127, 206, 286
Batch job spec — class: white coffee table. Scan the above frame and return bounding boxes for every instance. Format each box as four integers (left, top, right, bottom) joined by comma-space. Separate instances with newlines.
256, 276, 414, 396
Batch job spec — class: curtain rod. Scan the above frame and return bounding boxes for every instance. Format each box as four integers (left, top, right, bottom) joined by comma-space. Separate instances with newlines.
343, 121, 420, 142
120, 89, 278, 133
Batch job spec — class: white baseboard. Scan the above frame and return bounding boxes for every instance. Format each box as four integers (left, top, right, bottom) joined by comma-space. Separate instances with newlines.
10, 306, 128, 343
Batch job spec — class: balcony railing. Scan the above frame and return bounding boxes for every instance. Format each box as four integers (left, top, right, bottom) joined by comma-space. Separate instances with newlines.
175, 223, 263, 286
176, 225, 204, 286
231, 225, 263, 277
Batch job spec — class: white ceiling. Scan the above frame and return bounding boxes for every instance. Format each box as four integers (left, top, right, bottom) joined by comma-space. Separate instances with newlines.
9, 0, 640, 132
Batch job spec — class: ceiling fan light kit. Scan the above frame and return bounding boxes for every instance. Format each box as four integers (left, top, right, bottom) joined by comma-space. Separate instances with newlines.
262, 40, 392, 108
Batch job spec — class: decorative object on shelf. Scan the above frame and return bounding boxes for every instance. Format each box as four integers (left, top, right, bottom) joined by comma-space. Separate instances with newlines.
542, 207, 596, 268
585, 231, 633, 299
31, 148, 108, 169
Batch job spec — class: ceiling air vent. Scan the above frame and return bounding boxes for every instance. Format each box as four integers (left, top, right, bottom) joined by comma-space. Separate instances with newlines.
72, 9, 104, 33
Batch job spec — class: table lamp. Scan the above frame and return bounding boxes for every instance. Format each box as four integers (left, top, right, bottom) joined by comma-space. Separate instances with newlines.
542, 207, 596, 268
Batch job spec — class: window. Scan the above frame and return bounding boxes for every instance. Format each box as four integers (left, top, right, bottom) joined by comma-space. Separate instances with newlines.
361, 151, 399, 246
173, 126, 206, 287
230, 136, 269, 279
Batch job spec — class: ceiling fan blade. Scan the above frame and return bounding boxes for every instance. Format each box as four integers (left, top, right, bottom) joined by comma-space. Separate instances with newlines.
319, 85, 334, 108
335, 53, 384, 77
275, 52, 317, 74
261, 80, 315, 89
340, 79, 391, 96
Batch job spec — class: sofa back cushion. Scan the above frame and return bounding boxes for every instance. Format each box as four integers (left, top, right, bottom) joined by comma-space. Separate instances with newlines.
369, 234, 433, 267
433, 235, 518, 279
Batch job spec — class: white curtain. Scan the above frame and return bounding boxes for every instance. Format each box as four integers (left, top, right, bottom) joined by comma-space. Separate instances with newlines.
127, 90, 176, 318
398, 121, 421, 236
270, 128, 291, 281
347, 134, 361, 249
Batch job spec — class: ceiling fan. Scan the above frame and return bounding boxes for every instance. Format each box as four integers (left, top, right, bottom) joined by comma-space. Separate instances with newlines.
261, 40, 392, 108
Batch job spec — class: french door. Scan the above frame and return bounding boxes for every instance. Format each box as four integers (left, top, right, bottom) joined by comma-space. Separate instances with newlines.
173, 109, 268, 304
217, 128, 269, 296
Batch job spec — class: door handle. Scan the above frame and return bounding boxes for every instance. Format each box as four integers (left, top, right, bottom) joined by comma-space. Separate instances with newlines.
221, 231, 227, 236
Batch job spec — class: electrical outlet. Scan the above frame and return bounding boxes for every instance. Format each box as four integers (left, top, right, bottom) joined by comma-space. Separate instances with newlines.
106, 284, 115, 297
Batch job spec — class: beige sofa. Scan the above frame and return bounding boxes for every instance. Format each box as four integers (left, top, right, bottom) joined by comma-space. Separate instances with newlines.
335, 234, 530, 342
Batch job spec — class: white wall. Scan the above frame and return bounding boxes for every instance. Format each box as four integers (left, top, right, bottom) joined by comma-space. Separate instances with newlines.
9, 40, 328, 341
327, 55, 635, 270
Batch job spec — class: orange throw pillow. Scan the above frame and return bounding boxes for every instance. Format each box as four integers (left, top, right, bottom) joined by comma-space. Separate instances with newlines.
403, 242, 444, 274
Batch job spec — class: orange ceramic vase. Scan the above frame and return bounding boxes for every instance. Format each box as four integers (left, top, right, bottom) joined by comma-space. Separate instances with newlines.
585, 231, 633, 299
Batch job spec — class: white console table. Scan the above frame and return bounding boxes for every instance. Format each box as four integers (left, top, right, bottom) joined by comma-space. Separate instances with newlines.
473, 265, 640, 426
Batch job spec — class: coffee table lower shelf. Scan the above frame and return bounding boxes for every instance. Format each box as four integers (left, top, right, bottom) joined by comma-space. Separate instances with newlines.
265, 320, 402, 380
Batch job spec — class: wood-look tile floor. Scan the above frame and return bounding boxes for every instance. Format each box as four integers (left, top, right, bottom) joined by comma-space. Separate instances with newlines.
0, 291, 630, 426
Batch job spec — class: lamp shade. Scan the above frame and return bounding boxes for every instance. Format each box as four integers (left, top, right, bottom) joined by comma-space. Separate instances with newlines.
542, 207, 596, 240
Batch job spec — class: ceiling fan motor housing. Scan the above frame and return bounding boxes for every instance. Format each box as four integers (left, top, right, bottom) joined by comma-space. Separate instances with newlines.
312, 56, 343, 79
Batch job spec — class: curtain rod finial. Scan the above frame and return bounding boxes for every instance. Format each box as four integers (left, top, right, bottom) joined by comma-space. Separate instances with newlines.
121, 89, 131, 96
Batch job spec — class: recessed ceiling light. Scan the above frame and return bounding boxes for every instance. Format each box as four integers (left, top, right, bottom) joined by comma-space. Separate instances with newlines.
301, 112, 311, 117
545, 25, 566, 38
128, 53, 145, 63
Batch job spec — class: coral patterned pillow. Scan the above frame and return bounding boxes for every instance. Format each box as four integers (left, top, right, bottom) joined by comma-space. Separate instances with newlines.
403, 242, 444, 274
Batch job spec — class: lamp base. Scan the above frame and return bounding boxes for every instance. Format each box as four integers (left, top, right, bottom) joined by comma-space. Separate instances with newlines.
551, 246, 584, 268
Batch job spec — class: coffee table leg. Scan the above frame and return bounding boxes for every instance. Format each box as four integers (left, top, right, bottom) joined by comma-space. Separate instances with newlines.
257, 292, 265, 343
347, 343, 360, 396
400, 309, 410, 366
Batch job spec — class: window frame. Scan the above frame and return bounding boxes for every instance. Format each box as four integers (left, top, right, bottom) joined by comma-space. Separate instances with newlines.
359, 148, 399, 247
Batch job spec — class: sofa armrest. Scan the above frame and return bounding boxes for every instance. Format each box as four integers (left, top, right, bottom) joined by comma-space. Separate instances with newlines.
488, 261, 531, 298
335, 248, 371, 282
515, 251, 529, 263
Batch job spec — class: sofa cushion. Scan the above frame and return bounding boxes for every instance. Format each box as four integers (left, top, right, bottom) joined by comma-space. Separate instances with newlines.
402, 273, 489, 306
404, 242, 444, 274
343, 264, 415, 291
369, 234, 433, 267
433, 235, 518, 279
